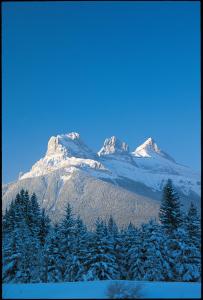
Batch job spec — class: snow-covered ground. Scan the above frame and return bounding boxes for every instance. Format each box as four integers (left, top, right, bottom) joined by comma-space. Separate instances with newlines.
2, 280, 201, 299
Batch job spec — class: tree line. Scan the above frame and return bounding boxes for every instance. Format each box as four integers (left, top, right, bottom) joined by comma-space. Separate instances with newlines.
2, 179, 201, 283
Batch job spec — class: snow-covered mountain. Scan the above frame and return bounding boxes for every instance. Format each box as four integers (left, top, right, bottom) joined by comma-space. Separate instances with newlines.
2, 132, 200, 228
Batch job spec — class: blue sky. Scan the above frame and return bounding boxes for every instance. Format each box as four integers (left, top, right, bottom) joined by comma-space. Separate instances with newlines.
2, 1, 200, 183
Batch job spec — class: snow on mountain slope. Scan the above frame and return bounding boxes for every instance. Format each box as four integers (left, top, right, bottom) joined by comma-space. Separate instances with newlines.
2, 169, 160, 228
132, 137, 175, 162
18, 133, 200, 198
2, 132, 200, 226
20, 132, 110, 180
46, 132, 95, 159
98, 136, 129, 156
98, 136, 200, 197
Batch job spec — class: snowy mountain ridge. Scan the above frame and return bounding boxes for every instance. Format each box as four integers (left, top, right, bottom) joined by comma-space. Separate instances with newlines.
2, 131, 200, 228
19, 132, 200, 197
132, 137, 176, 162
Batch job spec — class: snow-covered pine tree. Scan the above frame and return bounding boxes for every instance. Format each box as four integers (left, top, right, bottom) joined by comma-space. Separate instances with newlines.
16, 222, 34, 283
2, 190, 47, 283
2, 232, 21, 283
41, 223, 63, 283
2, 194, 23, 283
84, 218, 120, 281
122, 222, 139, 280
39, 208, 51, 247
107, 215, 125, 280
159, 179, 182, 234
2, 200, 15, 235
163, 226, 201, 282
58, 203, 77, 281
114, 228, 127, 280
107, 215, 119, 236
185, 202, 201, 250
28, 193, 41, 236
163, 201, 201, 282
24, 190, 30, 221
129, 220, 167, 281
67, 216, 89, 281
16, 192, 41, 283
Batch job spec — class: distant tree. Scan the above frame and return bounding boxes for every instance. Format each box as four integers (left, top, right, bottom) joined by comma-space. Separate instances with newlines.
107, 215, 119, 236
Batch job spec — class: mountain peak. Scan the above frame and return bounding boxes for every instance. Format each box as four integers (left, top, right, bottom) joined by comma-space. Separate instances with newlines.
46, 132, 94, 159
98, 136, 129, 157
133, 137, 175, 162
144, 137, 155, 145
138, 137, 160, 153
66, 132, 80, 140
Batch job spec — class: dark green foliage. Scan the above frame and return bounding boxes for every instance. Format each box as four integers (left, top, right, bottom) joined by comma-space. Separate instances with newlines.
159, 179, 182, 233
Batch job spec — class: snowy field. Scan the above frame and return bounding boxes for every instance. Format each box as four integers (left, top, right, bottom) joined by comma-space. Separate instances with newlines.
2, 280, 201, 299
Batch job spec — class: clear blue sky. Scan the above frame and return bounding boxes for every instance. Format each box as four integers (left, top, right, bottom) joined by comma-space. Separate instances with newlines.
2, 1, 200, 183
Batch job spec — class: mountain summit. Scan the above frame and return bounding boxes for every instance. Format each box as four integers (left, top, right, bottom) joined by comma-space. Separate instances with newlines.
46, 132, 95, 159
132, 137, 175, 162
3, 132, 200, 228
98, 136, 129, 156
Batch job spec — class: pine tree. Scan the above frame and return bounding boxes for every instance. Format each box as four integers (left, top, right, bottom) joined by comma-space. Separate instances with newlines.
66, 216, 89, 281
114, 229, 127, 279
28, 193, 41, 236
16, 221, 34, 283
2, 200, 15, 234
2, 197, 22, 282
84, 218, 120, 280
58, 203, 77, 281
2, 190, 42, 283
185, 202, 201, 249
2, 232, 21, 283
107, 215, 118, 236
159, 179, 182, 234
122, 222, 139, 280
129, 220, 168, 281
42, 224, 63, 283
164, 226, 201, 281
39, 208, 51, 247
107, 216, 124, 279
